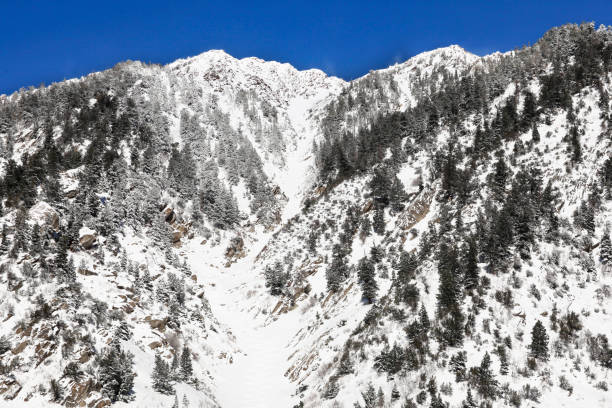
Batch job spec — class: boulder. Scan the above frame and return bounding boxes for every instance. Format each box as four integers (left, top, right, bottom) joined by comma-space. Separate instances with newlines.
28, 202, 60, 230
171, 231, 182, 243
164, 208, 176, 224
11, 340, 28, 354
148, 341, 162, 349
148, 318, 168, 332
79, 234, 96, 250
65, 189, 79, 199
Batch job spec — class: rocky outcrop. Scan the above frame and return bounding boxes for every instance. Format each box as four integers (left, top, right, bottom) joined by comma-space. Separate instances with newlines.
79, 234, 96, 250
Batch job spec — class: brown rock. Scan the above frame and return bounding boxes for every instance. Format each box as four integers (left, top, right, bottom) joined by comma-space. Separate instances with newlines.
148, 318, 168, 332
164, 208, 176, 224
11, 340, 28, 354
65, 189, 79, 199
148, 341, 162, 349
79, 234, 96, 250
171, 231, 182, 243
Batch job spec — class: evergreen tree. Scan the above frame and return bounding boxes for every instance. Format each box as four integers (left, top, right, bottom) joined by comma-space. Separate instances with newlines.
463, 236, 479, 292
461, 388, 477, 408
531, 123, 540, 143
264, 261, 289, 296
436, 242, 461, 317
440, 305, 465, 347
180, 346, 193, 381
529, 320, 549, 361
419, 304, 430, 332
358, 382, 377, 408
372, 206, 386, 235
96, 345, 136, 402
471, 352, 498, 400
600, 230, 612, 269
498, 346, 509, 375
326, 246, 349, 292
450, 351, 467, 382
357, 257, 378, 303
152, 354, 174, 394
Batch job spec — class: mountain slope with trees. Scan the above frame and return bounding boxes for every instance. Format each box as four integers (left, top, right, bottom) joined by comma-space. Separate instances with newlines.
0, 22, 610, 408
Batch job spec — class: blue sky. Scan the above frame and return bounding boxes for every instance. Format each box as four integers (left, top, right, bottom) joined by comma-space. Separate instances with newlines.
1, 1, 611, 94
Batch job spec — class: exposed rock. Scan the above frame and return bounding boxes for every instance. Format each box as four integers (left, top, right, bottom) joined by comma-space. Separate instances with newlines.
64, 189, 79, 199
79, 234, 96, 250
0, 378, 21, 400
28, 202, 60, 230
11, 340, 28, 354
148, 318, 168, 332
148, 341, 162, 349
65, 378, 94, 408
225, 236, 245, 259
164, 207, 176, 224
362, 200, 374, 213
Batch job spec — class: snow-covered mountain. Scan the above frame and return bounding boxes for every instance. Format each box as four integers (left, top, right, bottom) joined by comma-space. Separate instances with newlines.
0, 22, 611, 408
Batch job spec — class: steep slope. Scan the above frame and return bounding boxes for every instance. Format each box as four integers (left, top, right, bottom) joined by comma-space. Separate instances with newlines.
0, 22, 610, 408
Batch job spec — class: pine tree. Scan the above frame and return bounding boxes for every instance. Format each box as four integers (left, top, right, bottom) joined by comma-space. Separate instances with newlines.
419, 304, 430, 332
358, 257, 378, 303
450, 351, 467, 382
264, 261, 289, 296
326, 248, 349, 292
96, 345, 136, 402
531, 123, 540, 143
461, 388, 477, 408
372, 206, 386, 235
471, 352, 498, 400
337, 349, 354, 376
498, 346, 509, 375
569, 125, 582, 163
491, 156, 508, 200
180, 346, 193, 381
359, 383, 377, 408
152, 354, 174, 394
463, 236, 479, 292
600, 230, 612, 269
440, 305, 465, 347
529, 320, 549, 361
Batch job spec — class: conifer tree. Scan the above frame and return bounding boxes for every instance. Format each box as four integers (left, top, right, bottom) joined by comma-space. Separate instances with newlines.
600, 230, 612, 270
372, 206, 386, 235
180, 346, 193, 381
531, 123, 540, 143
419, 304, 430, 332
357, 257, 378, 303
461, 388, 477, 408
463, 236, 479, 292
152, 354, 174, 394
472, 352, 498, 400
96, 345, 136, 402
529, 320, 549, 361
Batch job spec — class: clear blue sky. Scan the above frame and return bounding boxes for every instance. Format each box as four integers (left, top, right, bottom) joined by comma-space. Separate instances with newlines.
1, 1, 611, 95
